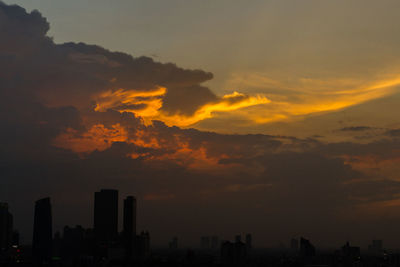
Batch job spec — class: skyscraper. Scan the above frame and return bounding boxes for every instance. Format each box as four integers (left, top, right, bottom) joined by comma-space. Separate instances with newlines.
211, 236, 219, 250
201, 236, 210, 249
123, 196, 136, 259
245, 233, 252, 249
290, 238, 299, 251
235, 235, 241, 243
368, 239, 383, 254
94, 189, 118, 245
300, 237, 315, 260
123, 196, 136, 238
137, 231, 150, 260
169, 237, 178, 249
32, 197, 52, 264
0, 203, 13, 251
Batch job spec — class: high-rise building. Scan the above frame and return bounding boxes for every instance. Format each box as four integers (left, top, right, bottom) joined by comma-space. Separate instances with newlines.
123, 196, 136, 259
245, 234, 252, 249
0, 203, 13, 251
94, 189, 118, 244
123, 196, 136, 238
169, 237, 178, 249
221, 241, 234, 265
62, 225, 86, 259
341, 241, 360, 263
137, 231, 150, 260
32, 197, 52, 264
290, 238, 299, 251
12, 231, 19, 247
235, 235, 241, 243
201, 236, 210, 249
221, 239, 247, 265
211, 236, 219, 250
368, 239, 383, 254
300, 237, 315, 260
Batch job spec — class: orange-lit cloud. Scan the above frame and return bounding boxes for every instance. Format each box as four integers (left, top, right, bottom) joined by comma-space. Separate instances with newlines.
53, 122, 231, 170
94, 87, 167, 123
94, 87, 269, 127
341, 153, 400, 181
92, 73, 400, 134
157, 91, 270, 127
53, 123, 128, 153
219, 72, 400, 126
141, 137, 230, 170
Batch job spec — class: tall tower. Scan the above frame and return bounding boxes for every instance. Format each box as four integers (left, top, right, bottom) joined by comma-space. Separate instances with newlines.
32, 197, 52, 264
123, 196, 136, 259
0, 203, 13, 251
290, 238, 299, 251
245, 233, 252, 249
94, 189, 118, 244
123, 196, 136, 237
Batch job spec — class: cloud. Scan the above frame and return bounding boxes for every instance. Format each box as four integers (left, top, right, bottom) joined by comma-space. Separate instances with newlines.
0, 2, 268, 130
339, 126, 374, 132
3, 2, 400, 247
0, 2, 50, 55
198, 72, 400, 132
386, 128, 400, 137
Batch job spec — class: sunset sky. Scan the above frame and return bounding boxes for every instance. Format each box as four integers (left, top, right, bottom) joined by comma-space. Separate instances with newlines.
1, 0, 400, 248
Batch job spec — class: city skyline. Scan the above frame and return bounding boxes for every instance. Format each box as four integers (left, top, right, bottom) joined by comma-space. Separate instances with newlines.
0, 194, 390, 251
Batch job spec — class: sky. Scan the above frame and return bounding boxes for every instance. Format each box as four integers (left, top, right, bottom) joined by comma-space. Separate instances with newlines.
1, 1, 400, 248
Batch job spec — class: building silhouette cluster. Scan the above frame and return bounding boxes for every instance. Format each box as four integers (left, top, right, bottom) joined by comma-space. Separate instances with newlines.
2, 194, 400, 266
220, 234, 251, 265
168, 237, 178, 250
0, 189, 152, 266
368, 239, 383, 255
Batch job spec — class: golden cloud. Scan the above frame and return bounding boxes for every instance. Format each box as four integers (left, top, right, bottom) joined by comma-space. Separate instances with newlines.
53, 123, 128, 153
219, 72, 400, 125
94, 87, 270, 127
52, 122, 232, 170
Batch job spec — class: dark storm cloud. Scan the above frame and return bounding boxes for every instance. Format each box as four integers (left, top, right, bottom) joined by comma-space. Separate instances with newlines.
339, 126, 374, 132
2, 2, 400, 247
0, 1, 50, 54
386, 128, 400, 137
0, 2, 215, 116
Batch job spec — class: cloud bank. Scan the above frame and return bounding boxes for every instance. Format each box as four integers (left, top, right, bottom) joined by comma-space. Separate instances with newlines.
1, 2, 400, 247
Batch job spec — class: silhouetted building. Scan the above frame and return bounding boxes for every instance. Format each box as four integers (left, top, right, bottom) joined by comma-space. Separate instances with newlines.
336, 241, 361, 266
235, 235, 241, 243
53, 231, 62, 260
94, 189, 118, 246
123, 196, 136, 259
169, 237, 178, 249
234, 240, 247, 263
32, 197, 52, 265
62, 225, 85, 260
290, 238, 299, 251
341, 241, 360, 263
368, 239, 383, 254
137, 231, 150, 261
245, 233, 252, 249
12, 230, 19, 247
0, 203, 13, 251
221, 241, 234, 265
300, 237, 315, 260
211, 236, 219, 250
201, 236, 210, 249
221, 239, 247, 265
